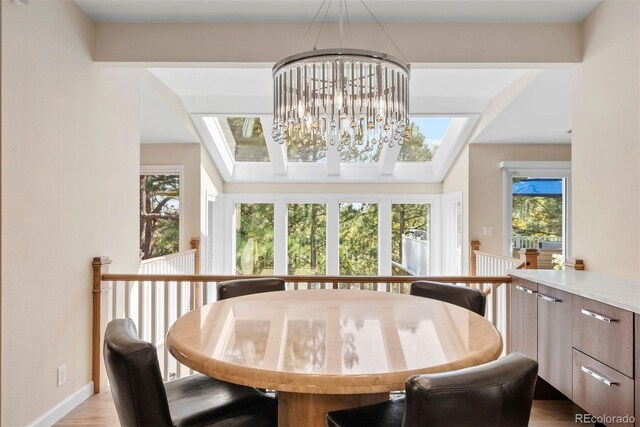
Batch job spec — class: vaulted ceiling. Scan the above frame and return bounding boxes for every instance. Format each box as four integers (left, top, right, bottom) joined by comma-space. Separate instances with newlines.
85, 0, 578, 183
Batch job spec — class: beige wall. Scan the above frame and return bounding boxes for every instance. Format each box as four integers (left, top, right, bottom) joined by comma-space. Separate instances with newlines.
572, 0, 640, 280
224, 182, 442, 194
2, 1, 140, 424
93, 22, 582, 64
442, 144, 470, 272
468, 144, 571, 255
141, 143, 202, 251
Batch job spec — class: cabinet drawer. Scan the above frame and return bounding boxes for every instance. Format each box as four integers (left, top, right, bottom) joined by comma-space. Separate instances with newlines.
537, 284, 572, 398
509, 278, 537, 360
573, 349, 634, 426
572, 295, 633, 377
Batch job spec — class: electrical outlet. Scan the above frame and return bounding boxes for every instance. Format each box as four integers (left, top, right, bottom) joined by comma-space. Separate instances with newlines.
57, 365, 66, 387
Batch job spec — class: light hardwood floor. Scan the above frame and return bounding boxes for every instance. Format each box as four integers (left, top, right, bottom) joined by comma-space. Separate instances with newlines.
55, 390, 592, 426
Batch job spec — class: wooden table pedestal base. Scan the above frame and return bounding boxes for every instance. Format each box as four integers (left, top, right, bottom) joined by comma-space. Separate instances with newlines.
277, 391, 389, 427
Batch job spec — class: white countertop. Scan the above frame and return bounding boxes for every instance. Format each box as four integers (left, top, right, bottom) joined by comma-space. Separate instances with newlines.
508, 269, 640, 314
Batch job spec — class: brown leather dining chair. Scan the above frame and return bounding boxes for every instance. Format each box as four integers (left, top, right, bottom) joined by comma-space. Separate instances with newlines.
103, 318, 278, 427
217, 277, 285, 300
326, 352, 538, 427
410, 280, 486, 316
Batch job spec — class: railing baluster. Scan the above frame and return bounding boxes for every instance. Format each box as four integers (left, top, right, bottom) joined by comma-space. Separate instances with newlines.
124, 281, 132, 319
176, 281, 183, 378
111, 281, 118, 321
491, 283, 498, 326
190, 282, 196, 311
151, 281, 158, 347
138, 281, 146, 340
163, 280, 170, 381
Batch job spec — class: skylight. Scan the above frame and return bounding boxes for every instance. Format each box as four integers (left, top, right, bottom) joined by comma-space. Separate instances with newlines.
226, 117, 270, 162
398, 117, 452, 162
194, 113, 478, 183
287, 134, 326, 163
340, 141, 381, 163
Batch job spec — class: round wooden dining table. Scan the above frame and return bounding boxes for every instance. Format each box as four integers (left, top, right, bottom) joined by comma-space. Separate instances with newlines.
166, 289, 503, 427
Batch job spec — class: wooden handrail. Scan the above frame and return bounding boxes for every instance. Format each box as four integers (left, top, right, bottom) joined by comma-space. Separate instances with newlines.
101, 273, 511, 284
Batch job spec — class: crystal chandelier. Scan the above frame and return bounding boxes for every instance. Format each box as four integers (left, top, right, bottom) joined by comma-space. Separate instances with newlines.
272, 2, 411, 154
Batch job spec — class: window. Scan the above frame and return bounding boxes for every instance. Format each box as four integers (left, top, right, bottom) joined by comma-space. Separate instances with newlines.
226, 117, 270, 162
391, 204, 431, 276
227, 195, 443, 280
287, 204, 327, 275
398, 117, 452, 162
501, 161, 571, 265
339, 203, 378, 275
140, 168, 181, 260
512, 178, 564, 269
235, 203, 274, 275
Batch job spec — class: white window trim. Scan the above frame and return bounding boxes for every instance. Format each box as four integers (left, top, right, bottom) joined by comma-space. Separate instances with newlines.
140, 165, 185, 253
224, 193, 443, 276
442, 191, 463, 275
500, 161, 571, 259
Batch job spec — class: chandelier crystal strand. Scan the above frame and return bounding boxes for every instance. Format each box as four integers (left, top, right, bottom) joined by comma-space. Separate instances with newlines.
272, 49, 410, 153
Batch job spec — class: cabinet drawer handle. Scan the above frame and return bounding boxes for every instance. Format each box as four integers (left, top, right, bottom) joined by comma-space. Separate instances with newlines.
580, 309, 614, 323
537, 294, 559, 303
581, 366, 616, 386
515, 285, 536, 295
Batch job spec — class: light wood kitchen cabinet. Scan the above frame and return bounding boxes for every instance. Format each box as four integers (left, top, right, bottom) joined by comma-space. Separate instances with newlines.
572, 294, 634, 377
573, 349, 635, 427
537, 284, 572, 399
509, 277, 538, 361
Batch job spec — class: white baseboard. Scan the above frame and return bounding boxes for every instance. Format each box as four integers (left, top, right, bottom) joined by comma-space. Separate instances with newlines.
29, 382, 94, 427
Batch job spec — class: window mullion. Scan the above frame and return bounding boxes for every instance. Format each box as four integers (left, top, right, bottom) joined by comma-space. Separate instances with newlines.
326, 198, 340, 275
273, 198, 287, 275
378, 200, 392, 277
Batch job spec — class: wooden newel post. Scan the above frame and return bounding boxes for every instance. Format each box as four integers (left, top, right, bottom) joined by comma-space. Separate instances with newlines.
519, 248, 539, 269
190, 238, 202, 307
564, 258, 585, 270
469, 240, 481, 276
92, 256, 111, 394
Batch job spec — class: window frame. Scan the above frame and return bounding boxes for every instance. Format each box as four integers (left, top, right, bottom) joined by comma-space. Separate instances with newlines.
224, 193, 442, 276
140, 164, 185, 255
500, 161, 572, 260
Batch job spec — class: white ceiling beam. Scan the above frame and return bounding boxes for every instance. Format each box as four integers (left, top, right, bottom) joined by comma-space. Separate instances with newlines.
379, 141, 403, 175
94, 23, 582, 65
140, 70, 202, 142
260, 115, 287, 175
431, 116, 479, 181
229, 163, 434, 183
467, 70, 540, 143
